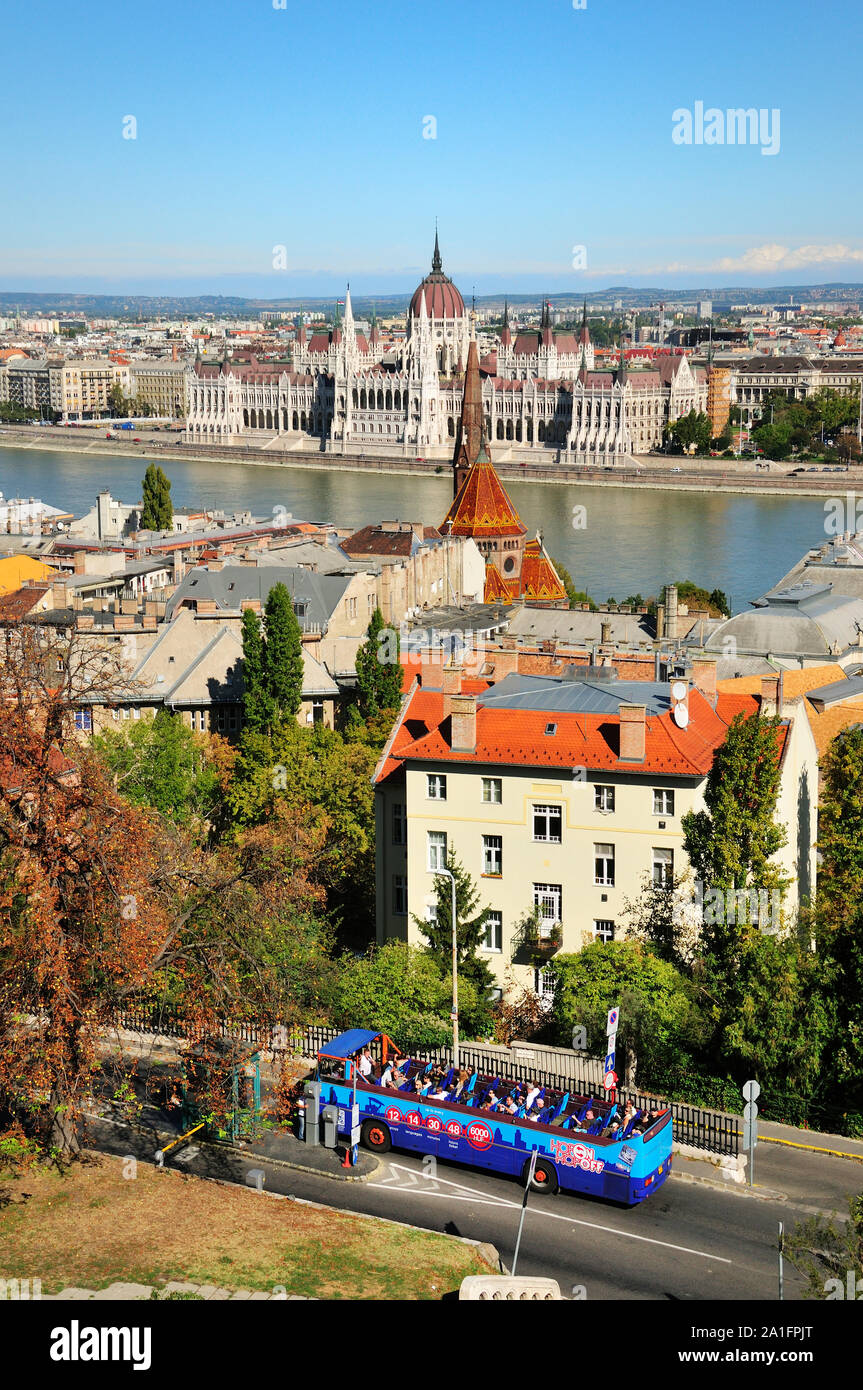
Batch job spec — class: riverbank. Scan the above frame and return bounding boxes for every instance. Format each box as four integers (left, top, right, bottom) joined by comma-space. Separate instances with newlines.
3, 426, 860, 498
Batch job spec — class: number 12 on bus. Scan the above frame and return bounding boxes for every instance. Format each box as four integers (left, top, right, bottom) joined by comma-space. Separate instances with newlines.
315, 1031, 672, 1204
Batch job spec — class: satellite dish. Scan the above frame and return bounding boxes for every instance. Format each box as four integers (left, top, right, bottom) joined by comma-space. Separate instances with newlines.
671, 680, 687, 702
673, 704, 689, 728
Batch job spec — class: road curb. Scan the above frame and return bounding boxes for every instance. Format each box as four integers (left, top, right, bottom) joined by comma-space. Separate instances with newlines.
670, 1169, 788, 1202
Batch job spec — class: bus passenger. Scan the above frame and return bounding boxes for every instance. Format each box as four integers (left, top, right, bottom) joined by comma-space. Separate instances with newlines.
531, 1098, 547, 1122
524, 1084, 541, 1111
379, 1061, 394, 1088
501, 1095, 519, 1116
451, 1068, 471, 1100
357, 1048, 373, 1079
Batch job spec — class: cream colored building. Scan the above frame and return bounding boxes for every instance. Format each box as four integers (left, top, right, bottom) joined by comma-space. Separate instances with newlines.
60, 359, 132, 420
374, 661, 818, 996
130, 360, 189, 418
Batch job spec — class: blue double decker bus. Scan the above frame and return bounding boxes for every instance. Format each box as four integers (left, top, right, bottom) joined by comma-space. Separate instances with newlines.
314, 1030, 673, 1205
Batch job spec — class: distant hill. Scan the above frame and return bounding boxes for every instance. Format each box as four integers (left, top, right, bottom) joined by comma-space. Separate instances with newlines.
1, 283, 861, 321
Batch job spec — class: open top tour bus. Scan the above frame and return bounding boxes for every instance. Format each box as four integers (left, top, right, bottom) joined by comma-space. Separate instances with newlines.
314, 1030, 673, 1205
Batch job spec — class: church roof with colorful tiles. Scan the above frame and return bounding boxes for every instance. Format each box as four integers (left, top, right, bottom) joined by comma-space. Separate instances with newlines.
442, 438, 527, 539
519, 539, 566, 604
483, 562, 514, 604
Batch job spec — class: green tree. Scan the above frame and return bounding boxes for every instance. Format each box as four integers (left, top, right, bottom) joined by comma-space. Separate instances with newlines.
263, 582, 304, 721
666, 409, 712, 454
414, 849, 496, 1035
682, 713, 789, 915
784, 1193, 863, 1299
93, 710, 220, 829
240, 606, 273, 733
334, 941, 479, 1049
811, 728, 863, 1091
551, 940, 703, 1088
355, 608, 402, 717
708, 588, 731, 618
140, 464, 173, 531
551, 558, 596, 610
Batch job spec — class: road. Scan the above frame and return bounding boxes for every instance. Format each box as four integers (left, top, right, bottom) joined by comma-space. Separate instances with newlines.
83, 1113, 829, 1302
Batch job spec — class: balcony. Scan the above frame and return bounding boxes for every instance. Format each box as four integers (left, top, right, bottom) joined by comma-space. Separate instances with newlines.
511, 908, 562, 965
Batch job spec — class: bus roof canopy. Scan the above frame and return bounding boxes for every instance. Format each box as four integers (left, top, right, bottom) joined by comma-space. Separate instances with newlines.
319, 1029, 380, 1059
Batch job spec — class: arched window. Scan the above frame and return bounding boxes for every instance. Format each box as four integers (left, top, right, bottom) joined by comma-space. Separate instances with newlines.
282, 409, 288, 430
496, 420, 504, 439
292, 410, 299, 430
515, 420, 522, 441
266, 409, 273, 430
394, 389, 401, 410
385, 390, 392, 410
377, 389, 384, 410
538, 420, 545, 441
447, 416, 455, 436
527, 421, 533, 442
243, 408, 249, 427
360, 388, 367, 409
352, 389, 358, 407
506, 421, 513, 440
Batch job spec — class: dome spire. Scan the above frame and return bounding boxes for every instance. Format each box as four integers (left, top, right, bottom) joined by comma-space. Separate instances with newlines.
432, 223, 442, 274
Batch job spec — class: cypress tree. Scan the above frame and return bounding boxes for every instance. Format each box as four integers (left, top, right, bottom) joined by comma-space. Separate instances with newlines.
355, 607, 402, 717
240, 606, 272, 732
264, 582, 304, 720
141, 464, 173, 531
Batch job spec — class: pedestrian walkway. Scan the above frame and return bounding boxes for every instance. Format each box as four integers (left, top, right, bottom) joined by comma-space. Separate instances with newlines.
249, 1123, 378, 1180
44, 1282, 310, 1301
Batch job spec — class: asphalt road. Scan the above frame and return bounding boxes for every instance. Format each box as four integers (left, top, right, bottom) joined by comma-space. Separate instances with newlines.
83, 1113, 832, 1302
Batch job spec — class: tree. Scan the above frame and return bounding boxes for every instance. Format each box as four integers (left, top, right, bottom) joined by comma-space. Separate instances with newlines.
682, 713, 789, 933
621, 871, 701, 973
355, 608, 402, 717
810, 728, 863, 1091
0, 623, 332, 1154
92, 711, 221, 830
334, 941, 478, 1049
551, 940, 703, 1088
263, 583, 304, 721
708, 588, 731, 618
414, 849, 496, 1035
551, 558, 596, 610
666, 409, 712, 454
240, 607, 272, 733
140, 464, 173, 531
785, 1193, 863, 1299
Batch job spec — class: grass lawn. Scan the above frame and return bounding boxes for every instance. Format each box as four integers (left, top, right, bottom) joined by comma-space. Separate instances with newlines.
0, 1153, 493, 1299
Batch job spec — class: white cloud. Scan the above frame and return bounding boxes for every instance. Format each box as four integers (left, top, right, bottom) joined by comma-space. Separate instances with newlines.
714, 243, 863, 273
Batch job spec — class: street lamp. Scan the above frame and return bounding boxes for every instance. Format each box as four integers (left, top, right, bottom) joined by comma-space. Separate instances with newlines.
436, 866, 459, 1069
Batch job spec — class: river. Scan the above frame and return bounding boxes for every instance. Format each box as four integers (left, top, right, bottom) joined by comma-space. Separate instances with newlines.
0, 445, 835, 612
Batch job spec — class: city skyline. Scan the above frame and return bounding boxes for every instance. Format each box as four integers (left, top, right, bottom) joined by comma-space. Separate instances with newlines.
3, 0, 862, 294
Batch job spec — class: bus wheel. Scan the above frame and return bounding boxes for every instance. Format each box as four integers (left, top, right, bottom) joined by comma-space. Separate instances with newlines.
361, 1119, 392, 1153
524, 1158, 558, 1195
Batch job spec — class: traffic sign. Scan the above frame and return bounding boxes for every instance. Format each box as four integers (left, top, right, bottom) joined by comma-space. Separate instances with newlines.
603, 1071, 618, 1090
606, 1006, 619, 1036
742, 1079, 761, 1103
604, 1051, 616, 1074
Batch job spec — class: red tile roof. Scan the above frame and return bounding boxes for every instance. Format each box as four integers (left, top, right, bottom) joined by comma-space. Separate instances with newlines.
376, 681, 786, 785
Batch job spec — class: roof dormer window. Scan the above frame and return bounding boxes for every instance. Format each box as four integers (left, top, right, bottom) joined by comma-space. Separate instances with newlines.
545, 722, 557, 736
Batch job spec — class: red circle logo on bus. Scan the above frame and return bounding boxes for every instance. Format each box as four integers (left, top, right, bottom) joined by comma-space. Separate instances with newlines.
445, 1120, 462, 1138
466, 1121, 493, 1151
425, 1114, 442, 1133
385, 1107, 401, 1124
406, 1111, 423, 1128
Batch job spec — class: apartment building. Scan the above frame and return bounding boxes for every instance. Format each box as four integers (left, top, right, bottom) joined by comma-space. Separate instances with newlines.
373, 659, 817, 996
130, 360, 189, 418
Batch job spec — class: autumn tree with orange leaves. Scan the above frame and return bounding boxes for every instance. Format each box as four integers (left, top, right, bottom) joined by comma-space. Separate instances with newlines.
0, 624, 335, 1154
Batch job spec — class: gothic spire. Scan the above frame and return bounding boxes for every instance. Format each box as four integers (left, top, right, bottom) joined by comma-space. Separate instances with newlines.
432, 225, 442, 274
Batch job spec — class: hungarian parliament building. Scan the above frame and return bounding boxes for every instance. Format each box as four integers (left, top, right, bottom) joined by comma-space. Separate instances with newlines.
185, 235, 708, 462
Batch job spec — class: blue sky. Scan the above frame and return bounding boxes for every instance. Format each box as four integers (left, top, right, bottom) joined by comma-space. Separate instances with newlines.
4, 0, 862, 296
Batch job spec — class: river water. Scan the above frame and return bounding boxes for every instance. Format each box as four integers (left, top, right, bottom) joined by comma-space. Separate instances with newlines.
0, 444, 834, 612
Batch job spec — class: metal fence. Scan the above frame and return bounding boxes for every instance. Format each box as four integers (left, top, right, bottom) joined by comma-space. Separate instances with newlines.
111, 1006, 739, 1156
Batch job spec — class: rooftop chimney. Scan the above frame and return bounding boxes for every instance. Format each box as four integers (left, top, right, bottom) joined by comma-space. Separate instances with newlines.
760, 674, 780, 715
420, 657, 445, 691
450, 693, 477, 753
600, 619, 612, 645
619, 703, 646, 762
690, 657, 717, 706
